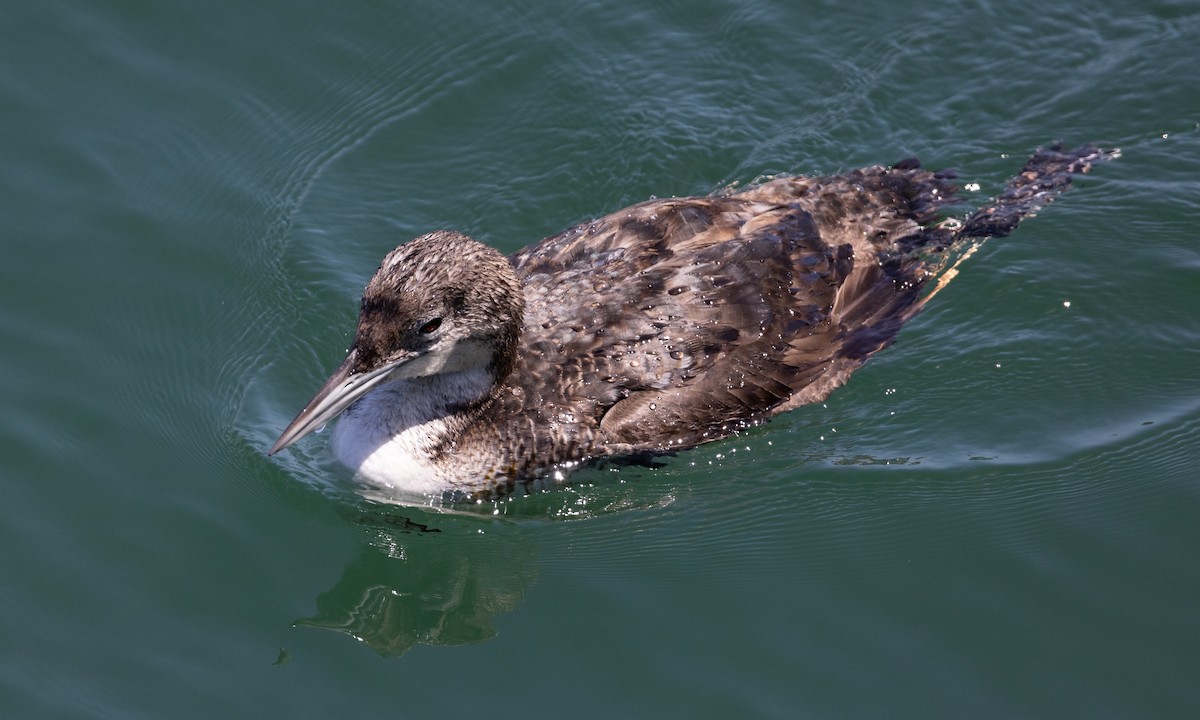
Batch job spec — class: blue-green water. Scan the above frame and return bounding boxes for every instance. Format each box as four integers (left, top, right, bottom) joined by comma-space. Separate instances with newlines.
2, 0, 1198, 717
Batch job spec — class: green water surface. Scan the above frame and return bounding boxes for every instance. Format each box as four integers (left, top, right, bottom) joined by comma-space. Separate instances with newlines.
2, 0, 1198, 717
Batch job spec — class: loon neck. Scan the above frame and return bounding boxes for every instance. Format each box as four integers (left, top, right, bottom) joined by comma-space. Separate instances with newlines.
329, 367, 498, 492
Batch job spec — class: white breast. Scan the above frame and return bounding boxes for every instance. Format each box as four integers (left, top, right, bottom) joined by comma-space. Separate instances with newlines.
328, 370, 490, 497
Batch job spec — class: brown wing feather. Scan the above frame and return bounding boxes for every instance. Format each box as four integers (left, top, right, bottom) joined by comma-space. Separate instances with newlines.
454, 143, 1111, 481
499, 163, 959, 457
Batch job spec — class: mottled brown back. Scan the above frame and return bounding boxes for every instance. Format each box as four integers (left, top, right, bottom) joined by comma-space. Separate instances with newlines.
457, 143, 1110, 485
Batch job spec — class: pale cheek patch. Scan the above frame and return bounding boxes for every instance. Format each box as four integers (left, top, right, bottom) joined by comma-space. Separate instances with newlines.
391, 338, 492, 379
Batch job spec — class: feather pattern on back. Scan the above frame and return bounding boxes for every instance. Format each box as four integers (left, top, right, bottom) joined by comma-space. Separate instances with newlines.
271, 143, 1113, 498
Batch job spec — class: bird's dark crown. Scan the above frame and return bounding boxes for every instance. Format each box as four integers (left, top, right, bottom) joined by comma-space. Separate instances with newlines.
350, 231, 525, 379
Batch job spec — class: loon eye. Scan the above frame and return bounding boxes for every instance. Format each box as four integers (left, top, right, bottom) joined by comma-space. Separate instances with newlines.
418, 318, 442, 334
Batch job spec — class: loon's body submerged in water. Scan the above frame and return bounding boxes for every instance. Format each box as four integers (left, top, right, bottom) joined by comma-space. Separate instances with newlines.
271, 143, 1112, 499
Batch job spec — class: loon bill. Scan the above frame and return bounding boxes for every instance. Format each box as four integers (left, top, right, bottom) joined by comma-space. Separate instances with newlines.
270, 142, 1113, 500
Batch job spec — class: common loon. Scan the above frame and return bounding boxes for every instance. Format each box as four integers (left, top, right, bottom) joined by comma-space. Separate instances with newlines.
270, 142, 1111, 500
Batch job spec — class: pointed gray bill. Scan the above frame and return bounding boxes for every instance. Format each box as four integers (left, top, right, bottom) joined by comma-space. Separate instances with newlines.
269, 349, 403, 455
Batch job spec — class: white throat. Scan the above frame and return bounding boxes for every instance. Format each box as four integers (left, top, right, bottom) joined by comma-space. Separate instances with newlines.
330, 366, 493, 496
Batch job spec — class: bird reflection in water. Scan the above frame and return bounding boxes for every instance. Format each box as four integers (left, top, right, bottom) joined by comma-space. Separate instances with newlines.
294, 511, 538, 656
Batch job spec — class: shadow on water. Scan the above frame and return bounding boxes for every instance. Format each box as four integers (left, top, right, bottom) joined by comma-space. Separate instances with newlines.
289, 462, 680, 656
293, 506, 538, 657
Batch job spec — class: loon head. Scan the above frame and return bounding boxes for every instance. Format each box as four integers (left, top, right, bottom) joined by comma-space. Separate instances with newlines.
269, 230, 524, 455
